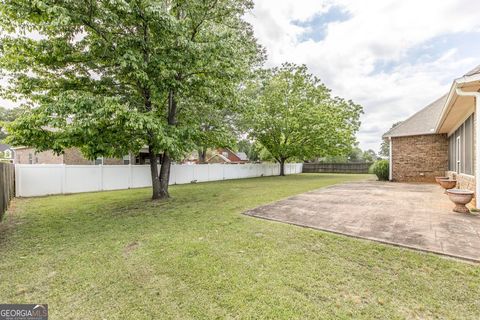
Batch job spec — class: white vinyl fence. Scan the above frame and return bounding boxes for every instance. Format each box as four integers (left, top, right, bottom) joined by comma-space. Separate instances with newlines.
15, 163, 303, 197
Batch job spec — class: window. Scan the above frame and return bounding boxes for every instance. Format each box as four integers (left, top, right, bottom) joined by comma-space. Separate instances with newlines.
4, 150, 11, 159
123, 155, 130, 165
222, 151, 228, 157
448, 113, 474, 175
94, 157, 103, 165
28, 153, 33, 164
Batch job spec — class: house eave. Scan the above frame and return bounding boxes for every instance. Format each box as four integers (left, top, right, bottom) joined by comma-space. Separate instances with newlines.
382, 132, 438, 139
435, 73, 480, 133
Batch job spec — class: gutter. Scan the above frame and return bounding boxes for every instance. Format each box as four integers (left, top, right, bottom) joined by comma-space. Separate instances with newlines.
456, 88, 480, 208
435, 73, 480, 132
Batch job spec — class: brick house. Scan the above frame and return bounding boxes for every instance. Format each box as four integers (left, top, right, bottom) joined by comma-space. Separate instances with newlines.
206, 148, 249, 164
13, 147, 160, 165
383, 66, 480, 206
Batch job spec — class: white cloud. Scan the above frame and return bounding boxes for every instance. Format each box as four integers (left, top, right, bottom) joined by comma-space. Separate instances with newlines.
247, 0, 480, 151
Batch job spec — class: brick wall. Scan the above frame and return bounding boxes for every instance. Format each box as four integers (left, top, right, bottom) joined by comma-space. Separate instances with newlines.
62, 148, 126, 165
63, 148, 92, 165
15, 148, 64, 164
391, 134, 448, 182
16, 147, 127, 165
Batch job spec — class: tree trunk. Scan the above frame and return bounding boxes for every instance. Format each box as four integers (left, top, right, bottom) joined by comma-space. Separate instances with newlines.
279, 158, 286, 176
198, 148, 207, 163
157, 89, 178, 199
158, 151, 171, 198
148, 144, 161, 200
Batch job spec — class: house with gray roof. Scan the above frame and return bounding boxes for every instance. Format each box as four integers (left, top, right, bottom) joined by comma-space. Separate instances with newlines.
0, 143, 14, 163
383, 65, 480, 207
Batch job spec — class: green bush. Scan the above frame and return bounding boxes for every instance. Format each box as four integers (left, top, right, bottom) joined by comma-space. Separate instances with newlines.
370, 160, 389, 181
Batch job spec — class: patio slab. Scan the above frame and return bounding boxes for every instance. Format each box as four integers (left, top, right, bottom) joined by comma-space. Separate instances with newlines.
244, 181, 480, 262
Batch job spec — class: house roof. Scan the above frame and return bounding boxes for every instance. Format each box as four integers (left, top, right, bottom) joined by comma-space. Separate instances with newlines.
435, 65, 480, 133
383, 94, 448, 138
207, 153, 231, 163
235, 152, 248, 161
0, 143, 12, 152
465, 65, 480, 77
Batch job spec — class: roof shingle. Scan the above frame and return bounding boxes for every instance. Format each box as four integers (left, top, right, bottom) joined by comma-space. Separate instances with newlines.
383, 94, 448, 138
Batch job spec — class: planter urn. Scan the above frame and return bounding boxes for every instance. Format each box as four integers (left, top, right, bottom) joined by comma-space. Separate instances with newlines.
438, 179, 457, 193
446, 189, 474, 213
435, 176, 449, 184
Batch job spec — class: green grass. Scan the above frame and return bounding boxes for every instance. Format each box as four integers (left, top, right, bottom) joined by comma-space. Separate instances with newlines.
1, 173, 479, 319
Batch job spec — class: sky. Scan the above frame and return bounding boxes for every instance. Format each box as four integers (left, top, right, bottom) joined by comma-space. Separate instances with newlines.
1, 1, 480, 152
246, 0, 480, 152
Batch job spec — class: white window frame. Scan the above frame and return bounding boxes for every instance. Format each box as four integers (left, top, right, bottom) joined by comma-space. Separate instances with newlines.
94, 157, 104, 165
456, 136, 461, 173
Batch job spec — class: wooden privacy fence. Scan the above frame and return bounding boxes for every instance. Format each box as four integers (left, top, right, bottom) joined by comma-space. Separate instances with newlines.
0, 163, 15, 220
303, 162, 373, 174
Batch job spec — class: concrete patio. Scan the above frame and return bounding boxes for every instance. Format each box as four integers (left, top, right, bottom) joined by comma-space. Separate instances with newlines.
244, 181, 480, 262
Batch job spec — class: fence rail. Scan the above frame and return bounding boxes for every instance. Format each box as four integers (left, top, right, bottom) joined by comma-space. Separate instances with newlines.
15, 163, 303, 197
302, 162, 372, 174
0, 163, 15, 220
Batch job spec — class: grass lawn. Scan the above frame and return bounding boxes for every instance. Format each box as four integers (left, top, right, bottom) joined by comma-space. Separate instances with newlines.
1, 173, 479, 319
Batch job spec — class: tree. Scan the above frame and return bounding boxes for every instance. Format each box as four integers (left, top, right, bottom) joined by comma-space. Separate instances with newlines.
347, 146, 363, 162
0, 0, 262, 200
379, 122, 402, 157
362, 149, 377, 162
241, 63, 363, 176
0, 106, 22, 141
193, 107, 237, 163
237, 139, 260, 162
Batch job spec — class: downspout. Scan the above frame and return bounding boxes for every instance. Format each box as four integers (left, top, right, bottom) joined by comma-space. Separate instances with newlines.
456, 88, 480, 208
389, 137, 393, 181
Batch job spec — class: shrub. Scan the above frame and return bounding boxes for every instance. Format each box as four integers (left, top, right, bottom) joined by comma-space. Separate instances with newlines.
370, 160, 389, 181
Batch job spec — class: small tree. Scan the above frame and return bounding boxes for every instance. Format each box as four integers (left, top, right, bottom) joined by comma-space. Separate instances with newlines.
241, 64, 362, 175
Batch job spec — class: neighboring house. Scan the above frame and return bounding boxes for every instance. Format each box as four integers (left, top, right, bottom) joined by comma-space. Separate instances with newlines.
206, 148, 249, 164
0, 144, 15, 163
13, 146, 162, 165
383, 65, 480, 206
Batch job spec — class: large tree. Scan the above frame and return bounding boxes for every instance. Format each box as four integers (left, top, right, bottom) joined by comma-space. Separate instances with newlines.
241, 63, 362, 175
0, 0, 261, 199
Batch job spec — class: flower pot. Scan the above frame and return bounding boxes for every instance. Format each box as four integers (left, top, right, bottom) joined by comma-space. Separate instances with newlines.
446, 189, 474, 213
435, 176, 449, 184
438, 179, 457, 194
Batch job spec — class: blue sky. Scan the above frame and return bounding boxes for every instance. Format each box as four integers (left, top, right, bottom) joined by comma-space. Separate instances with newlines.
247, 0, 480, 152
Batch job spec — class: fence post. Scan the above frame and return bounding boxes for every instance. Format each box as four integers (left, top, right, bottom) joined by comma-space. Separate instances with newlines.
61, 164, 67, 194
100, 165, 104, 191
129, 163, 133, 189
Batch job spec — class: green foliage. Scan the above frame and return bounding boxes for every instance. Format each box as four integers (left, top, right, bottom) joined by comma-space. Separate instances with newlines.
0, 0, 262, 197
362, 149, 378, 163
370, 160, 389, 181
241, 63, 363, 173
0, 106, 22, 141
379, 121, 402, 157
236, 139, 261, 161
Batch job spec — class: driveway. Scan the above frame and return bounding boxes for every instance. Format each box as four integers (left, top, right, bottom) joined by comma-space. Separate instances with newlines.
244, 181, 480, 262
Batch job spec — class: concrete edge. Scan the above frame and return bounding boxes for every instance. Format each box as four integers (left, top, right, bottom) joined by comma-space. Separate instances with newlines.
242, 211, 479, 264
